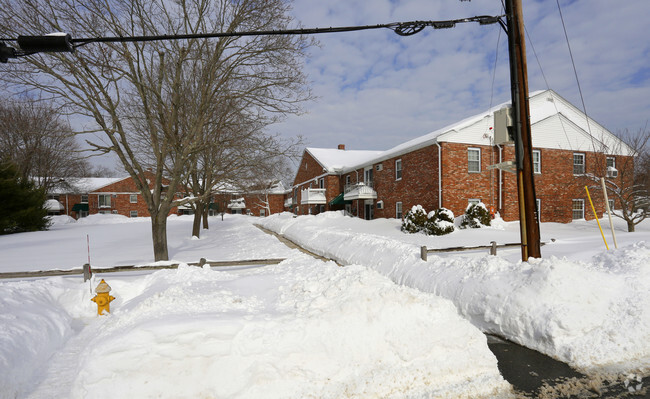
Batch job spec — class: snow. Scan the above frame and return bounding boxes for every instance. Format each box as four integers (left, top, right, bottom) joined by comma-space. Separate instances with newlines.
305, 147, 384, 173
0, 214, 511, 399
258, 212, 650, 376
2, 212, 649, 397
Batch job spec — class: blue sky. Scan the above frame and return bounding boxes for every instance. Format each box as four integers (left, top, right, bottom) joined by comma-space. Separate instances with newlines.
270, 0, 650, 153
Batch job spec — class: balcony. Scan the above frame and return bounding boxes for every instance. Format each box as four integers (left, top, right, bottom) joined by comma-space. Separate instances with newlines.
343, 182, 377, 201
227, 198, 246, 209
300, 188, 326, 205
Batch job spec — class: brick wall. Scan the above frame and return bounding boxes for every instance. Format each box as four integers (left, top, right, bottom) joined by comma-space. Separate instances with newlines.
498, 145, 631, 223
368, 146, 441, 219
292, 143, 633, 223
292, 151, 337, 216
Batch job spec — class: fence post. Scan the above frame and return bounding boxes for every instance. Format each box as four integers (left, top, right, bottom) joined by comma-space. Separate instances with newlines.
83, 263, 92, 282
490, 241, 497, 256
420, 246, 427, 261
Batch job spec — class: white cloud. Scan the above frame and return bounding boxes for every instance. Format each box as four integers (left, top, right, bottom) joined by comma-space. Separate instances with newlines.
273, 0, 650, 151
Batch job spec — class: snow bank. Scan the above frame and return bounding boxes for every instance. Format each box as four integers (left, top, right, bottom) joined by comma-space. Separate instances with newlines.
0, 278, 77, 398
259, 212, 650, 374
3, 262, 510, 399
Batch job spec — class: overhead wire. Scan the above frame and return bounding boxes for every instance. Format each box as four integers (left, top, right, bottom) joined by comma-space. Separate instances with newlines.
555, 0, 599, 154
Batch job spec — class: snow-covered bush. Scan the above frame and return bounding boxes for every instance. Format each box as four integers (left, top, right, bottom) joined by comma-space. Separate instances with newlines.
401, 205, 428, 234
426, 208, 455, 236
460, 202, 491, 229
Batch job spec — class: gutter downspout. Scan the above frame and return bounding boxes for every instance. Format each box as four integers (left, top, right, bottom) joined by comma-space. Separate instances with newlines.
496, 144, 503, 210
435, 142, 442, 209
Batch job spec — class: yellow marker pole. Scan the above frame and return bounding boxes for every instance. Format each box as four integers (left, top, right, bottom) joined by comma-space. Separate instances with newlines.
585, 186, 609, 250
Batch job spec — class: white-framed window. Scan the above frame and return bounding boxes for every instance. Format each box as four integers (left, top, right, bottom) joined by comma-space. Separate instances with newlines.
130, 211, 138, 218
98, 210, 111, 215
98, 194, 111, 208
81, 194, 88, 203
364, 167, 373, 184
606, 156, 616, 169
260, 209, 266, 217
111, 210, 118, 214
608, 199, 615, 211
572, 199, 585, 219
396, 202, 403, 219
345, 175, 351, 185
573, 153, 585, 175
130, 194, 138, 203
532, 150, 541, 174
395, 159, 402, 180
468, 198, 481, 207
468, 148, 481, 173
319, 178, 324, 189
536, 199, 541, 222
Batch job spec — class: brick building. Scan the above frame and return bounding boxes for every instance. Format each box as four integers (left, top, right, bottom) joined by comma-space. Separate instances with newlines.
290, 90, 634, 223
47, 175, 179, 219
48, 175, 289, 219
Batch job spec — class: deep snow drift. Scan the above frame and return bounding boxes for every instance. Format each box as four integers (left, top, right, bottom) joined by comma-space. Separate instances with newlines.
258, 211, 650, 375
0, 215, 511, 399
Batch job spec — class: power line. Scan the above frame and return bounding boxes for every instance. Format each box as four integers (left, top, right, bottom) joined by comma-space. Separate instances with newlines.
1, 16, 503, 62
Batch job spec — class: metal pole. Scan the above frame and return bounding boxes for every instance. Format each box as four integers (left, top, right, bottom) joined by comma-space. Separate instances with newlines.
601, 177, 618, 248
504, 0, 542, 261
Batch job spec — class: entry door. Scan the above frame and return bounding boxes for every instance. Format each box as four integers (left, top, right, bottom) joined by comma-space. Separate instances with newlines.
364, 202, 374, 220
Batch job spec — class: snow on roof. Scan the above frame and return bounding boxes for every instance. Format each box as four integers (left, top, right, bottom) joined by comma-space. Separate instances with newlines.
49, 177, 126, 193
44, 199, 64, 211
306, 90, 630, 173
306, 148, 384, 173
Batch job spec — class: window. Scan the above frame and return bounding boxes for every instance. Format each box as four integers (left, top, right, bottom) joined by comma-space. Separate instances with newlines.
532, 150, 541, 174
345, 175, 351, 185
608, 199, 615, 211
319, 178, 324, 189
130, 211, 138, 218
81, 194, 88, 203
536, 199, 541, 222
260, 209, 266, 217
468, 148, 481, 173
573, 153, 585, 175
468, 198, 481, 207
572, 199, 585, 219
395, 159, 402, 180
396, 202, 403, 219
98, 194, 111, 208
606, 157, 616, 169
364, 167, 373, 183
130, 194, 138, 203
111, 210, 118, 214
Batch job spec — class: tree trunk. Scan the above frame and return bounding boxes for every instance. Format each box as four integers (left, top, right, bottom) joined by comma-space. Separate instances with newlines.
627, 219, 635, 232
192, 203, 204, 238
203, 206, 209, 229
151, 213, 169, 261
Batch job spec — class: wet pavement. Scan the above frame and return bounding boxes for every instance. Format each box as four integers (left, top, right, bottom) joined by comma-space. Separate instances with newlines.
487, 335, 648, 398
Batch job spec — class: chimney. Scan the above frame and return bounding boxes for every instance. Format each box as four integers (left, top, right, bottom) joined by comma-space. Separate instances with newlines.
338, 144, 345, 150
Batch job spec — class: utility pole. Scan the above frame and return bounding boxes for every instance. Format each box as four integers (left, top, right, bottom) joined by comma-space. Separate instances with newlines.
504, 0, 542, 260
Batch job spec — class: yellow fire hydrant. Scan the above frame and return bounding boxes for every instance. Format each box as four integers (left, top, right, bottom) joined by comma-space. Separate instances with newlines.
91, 279, 115, 315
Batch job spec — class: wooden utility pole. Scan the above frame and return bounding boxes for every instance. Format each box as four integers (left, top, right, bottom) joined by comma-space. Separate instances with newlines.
504, 0, 542, 260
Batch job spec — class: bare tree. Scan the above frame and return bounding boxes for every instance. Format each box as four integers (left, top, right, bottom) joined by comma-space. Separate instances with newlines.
588, 126, 650, 232
0, 99, 91, 191
0, 0, 312, 260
